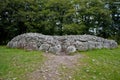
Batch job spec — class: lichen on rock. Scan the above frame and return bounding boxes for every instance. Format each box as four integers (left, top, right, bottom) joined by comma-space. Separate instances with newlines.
7, 33, 118, 54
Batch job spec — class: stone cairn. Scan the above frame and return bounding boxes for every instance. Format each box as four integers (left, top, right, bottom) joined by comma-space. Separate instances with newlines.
7, 33, 118, 54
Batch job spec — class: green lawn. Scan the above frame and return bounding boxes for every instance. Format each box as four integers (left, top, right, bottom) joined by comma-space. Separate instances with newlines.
0, 46, 45, 80
72, 46, 120, 80
0, 46, 120, 80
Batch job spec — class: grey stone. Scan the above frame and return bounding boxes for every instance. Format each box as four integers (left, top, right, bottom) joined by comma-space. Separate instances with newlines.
7, 33, 118, 54
88, 41, 96, 50
62, 40, 71, 50
103, 40, 111, 48
74, 41, 88, 51
39, 44, 50, 51
8, 41, 18, 48
109, 40, 118, 48
49, 45, 61, 54
25, 42, 38, 50
66, 46, 76, 53
95, 42, 103, 49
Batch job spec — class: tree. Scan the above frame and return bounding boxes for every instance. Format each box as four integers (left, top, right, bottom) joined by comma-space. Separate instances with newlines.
0, 0, 40, 44
0, 0, 119, 44
109, 1, 120, 43
42, 0, 75, 35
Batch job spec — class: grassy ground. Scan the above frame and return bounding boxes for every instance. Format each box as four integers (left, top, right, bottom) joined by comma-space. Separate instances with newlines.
72, 46, 120, 80
0, 46, 120, 80
0, 46, 45, 80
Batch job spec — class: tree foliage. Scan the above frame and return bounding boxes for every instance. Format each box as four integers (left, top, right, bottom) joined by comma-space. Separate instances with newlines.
0, 0, 119, 44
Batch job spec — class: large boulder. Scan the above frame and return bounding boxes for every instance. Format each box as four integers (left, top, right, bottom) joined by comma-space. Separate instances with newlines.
7, 33, 118, 54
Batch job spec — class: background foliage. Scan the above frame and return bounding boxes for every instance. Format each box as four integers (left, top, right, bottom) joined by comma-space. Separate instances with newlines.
0, 0, 120, 44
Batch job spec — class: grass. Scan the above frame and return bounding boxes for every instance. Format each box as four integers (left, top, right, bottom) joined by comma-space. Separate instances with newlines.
72, 46, 120, 80
0, 46, 45, 80
0, 46, 120, 80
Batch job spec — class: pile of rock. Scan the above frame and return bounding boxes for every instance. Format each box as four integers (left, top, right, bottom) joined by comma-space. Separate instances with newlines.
7, 33, 118, 54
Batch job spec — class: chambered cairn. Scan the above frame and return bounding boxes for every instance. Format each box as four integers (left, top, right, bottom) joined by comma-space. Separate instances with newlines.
7, 33, 118, 54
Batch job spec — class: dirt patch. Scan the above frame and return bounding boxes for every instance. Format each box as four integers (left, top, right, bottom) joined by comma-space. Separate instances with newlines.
27, 53, 83, 80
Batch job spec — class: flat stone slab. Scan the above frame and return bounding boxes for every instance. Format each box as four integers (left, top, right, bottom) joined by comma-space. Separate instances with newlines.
7, 33, 118, 54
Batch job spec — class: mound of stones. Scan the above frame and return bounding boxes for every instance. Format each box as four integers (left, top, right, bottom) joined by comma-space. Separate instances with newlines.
7, 33, 118, 54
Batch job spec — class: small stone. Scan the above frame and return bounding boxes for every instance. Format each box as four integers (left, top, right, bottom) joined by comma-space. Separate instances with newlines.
92, 59, 95, 62
92, 76, 96, 79
49, 45, 61, 54
66, 46, 76, 53
62, 66, 66, 69
68, 76, 72, 79
39, 44, 50, 51
86, 69, 89, 72
13, 77, 17, 80
43, 76, 47, 79
45, 69, 49, 72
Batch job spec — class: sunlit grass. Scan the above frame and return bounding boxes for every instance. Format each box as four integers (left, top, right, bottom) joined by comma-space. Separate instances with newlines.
72, 46, 120, 80
0, 46, 45, 80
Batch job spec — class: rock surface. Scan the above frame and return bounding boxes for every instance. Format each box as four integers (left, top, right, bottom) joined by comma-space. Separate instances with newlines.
7, 33, 118, 54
